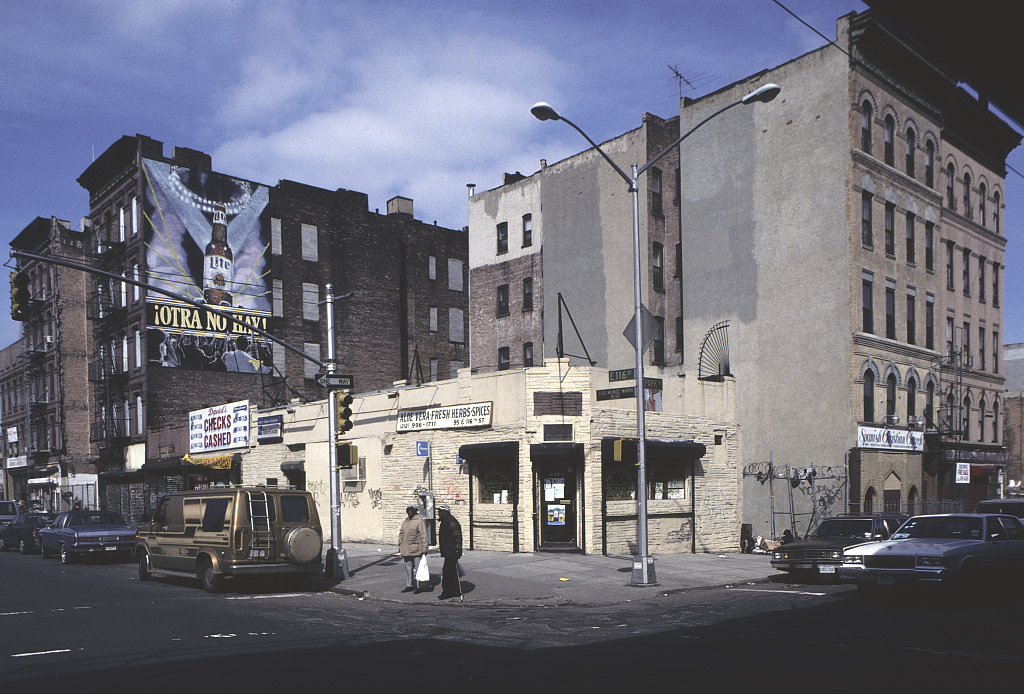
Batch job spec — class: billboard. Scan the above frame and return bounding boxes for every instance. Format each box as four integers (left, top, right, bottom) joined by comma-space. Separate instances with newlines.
189, 400, 251, 454
142, 159, 273, 372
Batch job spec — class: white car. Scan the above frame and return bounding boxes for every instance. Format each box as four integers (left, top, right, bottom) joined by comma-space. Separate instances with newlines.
839, 513, 1024, 594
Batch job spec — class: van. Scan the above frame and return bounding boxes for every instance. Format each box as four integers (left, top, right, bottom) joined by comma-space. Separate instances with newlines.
136, 486, 323, 592
973, 498, 1024, 518
0, 501, 19, 526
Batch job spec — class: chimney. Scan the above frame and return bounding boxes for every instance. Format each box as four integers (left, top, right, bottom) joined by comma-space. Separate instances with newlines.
386, 196, 414, 219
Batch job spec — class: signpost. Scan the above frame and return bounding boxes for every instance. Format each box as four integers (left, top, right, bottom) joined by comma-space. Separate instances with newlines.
317, 373, 353, 389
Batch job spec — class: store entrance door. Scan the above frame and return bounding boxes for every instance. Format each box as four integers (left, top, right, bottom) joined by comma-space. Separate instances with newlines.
538, 469, 577, 549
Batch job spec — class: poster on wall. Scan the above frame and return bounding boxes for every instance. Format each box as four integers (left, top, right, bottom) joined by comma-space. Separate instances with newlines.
142, 159, 273, 373
189, 400, 250, 454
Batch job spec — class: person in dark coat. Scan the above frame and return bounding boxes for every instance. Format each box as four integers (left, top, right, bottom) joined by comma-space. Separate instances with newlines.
436, 504, 462, 599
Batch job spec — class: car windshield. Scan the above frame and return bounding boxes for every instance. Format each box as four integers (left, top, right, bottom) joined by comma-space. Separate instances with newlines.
891, 516, 982, 540
69, 513, 124, 527
813, 519, 874, 538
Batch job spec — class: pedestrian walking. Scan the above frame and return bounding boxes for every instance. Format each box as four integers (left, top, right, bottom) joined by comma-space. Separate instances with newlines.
437, 504, 462, 599
398, 504, 428, 593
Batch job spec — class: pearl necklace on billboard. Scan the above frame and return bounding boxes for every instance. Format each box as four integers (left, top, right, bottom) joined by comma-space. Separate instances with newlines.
167, 165, 253, 217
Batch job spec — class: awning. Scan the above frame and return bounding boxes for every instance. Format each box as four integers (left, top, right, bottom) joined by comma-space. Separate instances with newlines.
188, 453, 234, 470
28, 474, 58, 486
281, 461, 304, 472
647, 440, 707, 461
459, 442, 518, 459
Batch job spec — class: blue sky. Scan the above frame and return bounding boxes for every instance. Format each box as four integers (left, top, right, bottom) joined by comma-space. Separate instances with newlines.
1, 0, 1020, 349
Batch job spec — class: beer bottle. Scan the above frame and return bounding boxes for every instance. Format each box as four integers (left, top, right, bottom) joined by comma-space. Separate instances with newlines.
203, 203, 233, 306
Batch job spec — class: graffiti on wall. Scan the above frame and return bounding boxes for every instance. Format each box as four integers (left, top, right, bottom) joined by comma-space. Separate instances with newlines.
441, 480, 465, 506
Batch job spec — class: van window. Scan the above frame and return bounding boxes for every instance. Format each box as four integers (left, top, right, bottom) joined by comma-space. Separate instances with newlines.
280, 495, 310, 523
202, 498, 231, 532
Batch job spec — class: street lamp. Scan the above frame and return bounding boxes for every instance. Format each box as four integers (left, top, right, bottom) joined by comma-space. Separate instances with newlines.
532, 82, 780, 585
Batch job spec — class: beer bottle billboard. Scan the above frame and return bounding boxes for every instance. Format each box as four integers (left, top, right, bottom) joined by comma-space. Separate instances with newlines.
204, 203, 233, 306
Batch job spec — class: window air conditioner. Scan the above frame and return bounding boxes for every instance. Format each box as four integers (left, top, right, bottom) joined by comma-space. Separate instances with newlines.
43, 335, 54, 345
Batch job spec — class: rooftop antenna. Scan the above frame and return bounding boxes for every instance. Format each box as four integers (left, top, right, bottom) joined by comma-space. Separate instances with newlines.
668, 64, 695, 101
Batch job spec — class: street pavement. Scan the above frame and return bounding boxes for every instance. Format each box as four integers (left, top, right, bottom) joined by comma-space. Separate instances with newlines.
324, 542, 775, 606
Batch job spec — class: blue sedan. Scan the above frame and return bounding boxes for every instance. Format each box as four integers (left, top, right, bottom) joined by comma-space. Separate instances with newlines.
0, 512, 55, 554
37, 510, 137, 564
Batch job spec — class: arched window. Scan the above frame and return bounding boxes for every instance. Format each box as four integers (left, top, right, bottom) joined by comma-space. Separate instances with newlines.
925, 141, 935, 188
905, 128, 916, 177
886, 373, 898, 419
861, 101, 873, 154
884, 115, 895, 166
907, 378, 917, 420
946, 163, 956, 208
963, 395, 971, 440
926, 381, 935, 427
993, 397, 1000, 443
907, 486, 919, 516
863, 370, 875, 422
978, 396, 986, 442
963, 172, 972, 219
993, 191, 1001, 233
979, 183, 987, 226
864, 487, 876, 514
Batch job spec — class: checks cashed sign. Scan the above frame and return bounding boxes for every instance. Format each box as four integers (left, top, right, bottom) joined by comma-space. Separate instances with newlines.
396, 402, 493, 432
190, 400, 251, 453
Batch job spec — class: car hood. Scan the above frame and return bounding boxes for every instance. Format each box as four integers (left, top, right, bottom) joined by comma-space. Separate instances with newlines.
851, 538, 977, 556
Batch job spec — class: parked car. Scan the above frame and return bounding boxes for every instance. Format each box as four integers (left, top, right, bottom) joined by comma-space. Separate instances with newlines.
0, 500, 19, 526
37, 510, 137, 564
771, 514, 907, 578
839, 513, 1024, 593
136, 486, 323, 592
974, 498, 1024, 518
0, 512, 55, 554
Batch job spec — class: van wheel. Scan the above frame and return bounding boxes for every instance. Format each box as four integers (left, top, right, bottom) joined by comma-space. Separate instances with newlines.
19, 538, 31, 554
138, 549, 152, 581
199, 557, 224, 593
60, 544, 72, 565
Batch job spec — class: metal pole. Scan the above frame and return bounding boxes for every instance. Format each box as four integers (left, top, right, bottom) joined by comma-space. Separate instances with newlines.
629, 164, 655, 586
323, 283, 348, 579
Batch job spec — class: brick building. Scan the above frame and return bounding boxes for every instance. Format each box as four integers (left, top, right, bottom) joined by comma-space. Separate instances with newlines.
468, 10, 1019, 540
2, 217, 95, 511
1003, 343, 1024, 496
2, 134, 467, 521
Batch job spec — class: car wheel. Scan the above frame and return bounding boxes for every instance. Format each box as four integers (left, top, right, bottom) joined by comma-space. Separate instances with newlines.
19, 538, 31, 555
60, 544, 72, 565
198, 557, 224, 593
0, 536, 8, 551
138, 549, 152, 581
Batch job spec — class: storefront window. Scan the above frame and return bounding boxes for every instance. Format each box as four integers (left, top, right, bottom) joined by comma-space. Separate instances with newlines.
603, 463, 636, 501
479, 470, 511, 504
649, 466, 687, 500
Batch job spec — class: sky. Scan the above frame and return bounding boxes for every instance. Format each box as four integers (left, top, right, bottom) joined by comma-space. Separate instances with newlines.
1, 0, 1021, 351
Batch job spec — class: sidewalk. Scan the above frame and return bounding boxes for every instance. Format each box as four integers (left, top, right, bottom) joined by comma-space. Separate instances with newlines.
323, 542, 775, 606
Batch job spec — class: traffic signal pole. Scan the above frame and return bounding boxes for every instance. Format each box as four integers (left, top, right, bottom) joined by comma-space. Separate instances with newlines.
322, 283, 349, 580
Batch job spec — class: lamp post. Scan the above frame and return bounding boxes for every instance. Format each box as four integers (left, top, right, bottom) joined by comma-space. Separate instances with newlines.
532, 83, 780, 585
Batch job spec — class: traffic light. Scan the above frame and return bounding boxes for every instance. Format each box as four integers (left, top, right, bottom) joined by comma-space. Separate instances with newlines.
336, 391, 354, 433
10, 272, 30, 321
336, 442, 358, 469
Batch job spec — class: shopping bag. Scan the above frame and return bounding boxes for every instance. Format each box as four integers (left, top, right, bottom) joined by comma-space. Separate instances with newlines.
415, 555, 430, 582
456, 561, 466, 578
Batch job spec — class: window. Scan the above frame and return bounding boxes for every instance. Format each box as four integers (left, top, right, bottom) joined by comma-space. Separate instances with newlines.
861, 191, 873, 247
522, 214, 533, 247
497, 346, 510, 371
653, 317, 665, 365
926, 382, 935, 426
674, 243, 682, 278
993, 264, 1000, 306
134, 329, 142, 369
303, 342, 320, 380
963, 395, 971, 440
962, 172, 972, 218
962, 248, 971, 296
963, 322, 970, 362
946, 164, 956, 209
428, 256, 437, 280
522, 277, 533, 311
429, 306, 438, 332
523, 342, 534, 367
946, 317, 955, 359
979, 183, 987, 226
905, 128, 916, 177
925, 222, 934, 271
907, 378, 917, 419
978, 327, 986, 371
653, 243, 664, 292
906, 291, 915, 345
450, 360, 464, 379
302, 283, 319, 321
650, 168, 663, 216
886, 374, 897, 418
133, 263, 140, 302
978, 258, 986, 302
496, 222, 508, 254
993, 192, 1001, 233
449, 308, 465, 343
883, 115, 895, 166
925, 141, 935, 188
430, 358, 439, 382
272, 279, 283, 317
301, 224, 318, 262
496, 284, 509, 316
271, 218, 282, 255
905, 213, 915, 264
946, 242, 955, 290
650, 466, 687, 500
861, 100, 873, 153
863, 370, 875, 422
862, 274, 874, 333
925, 295, 935, 350
885, 283, 895, 339
993, 397, 1000, 443
993, 332, 999, 374
448, 259, 464, 292
884, 203, 895, 256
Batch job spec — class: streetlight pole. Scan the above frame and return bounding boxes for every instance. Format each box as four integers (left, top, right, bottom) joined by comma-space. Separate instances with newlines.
532, 83, 780, 585
323, 283, 349, 580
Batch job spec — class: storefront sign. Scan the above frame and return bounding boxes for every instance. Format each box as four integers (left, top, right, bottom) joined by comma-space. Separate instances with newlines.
6, 455, 28, 470
857, 426, 924, 452
257, 415, 283, 443
396, 402, 492, 432
6, 427, 17, 443
189, 400, 250, 453
955, 462, 970, 484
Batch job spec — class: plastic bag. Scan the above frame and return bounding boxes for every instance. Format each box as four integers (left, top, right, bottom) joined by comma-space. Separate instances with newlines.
415, 555, 430, 582
457, 561, 466, 578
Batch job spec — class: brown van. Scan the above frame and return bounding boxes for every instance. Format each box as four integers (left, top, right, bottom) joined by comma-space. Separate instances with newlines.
136, 486, 323, 592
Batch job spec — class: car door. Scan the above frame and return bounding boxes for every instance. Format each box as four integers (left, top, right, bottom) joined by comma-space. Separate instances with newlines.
41, 513, 67, 552
994, 516, 1024, 576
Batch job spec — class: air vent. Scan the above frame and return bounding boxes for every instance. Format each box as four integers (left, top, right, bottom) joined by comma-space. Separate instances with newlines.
544, 424, 573, 441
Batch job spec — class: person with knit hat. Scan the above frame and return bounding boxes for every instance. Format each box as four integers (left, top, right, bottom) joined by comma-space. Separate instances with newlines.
436, 504, 463, 599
